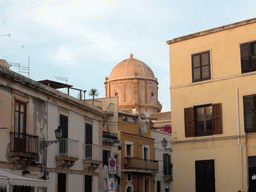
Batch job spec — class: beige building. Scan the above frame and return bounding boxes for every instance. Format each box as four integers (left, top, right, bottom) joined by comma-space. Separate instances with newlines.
167, 17, 256, 192
0, 60, 108, 192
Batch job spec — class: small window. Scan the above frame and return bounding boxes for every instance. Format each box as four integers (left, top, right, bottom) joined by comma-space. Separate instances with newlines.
192, 51, 211, 82
240, 41, 256, 73
126, 145, 131, 157
115, 92, 118, 97
103, 150, 110, 166
127, 173, 132, 182
151, 92, 154, 96
184, 103, 222, 137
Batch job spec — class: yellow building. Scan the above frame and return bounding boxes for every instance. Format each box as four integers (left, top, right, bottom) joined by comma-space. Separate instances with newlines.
118, 112, 158, 192
167, 17, 256, 192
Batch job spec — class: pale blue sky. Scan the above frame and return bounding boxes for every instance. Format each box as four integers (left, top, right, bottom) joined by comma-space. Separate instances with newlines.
1, 0, 256, 111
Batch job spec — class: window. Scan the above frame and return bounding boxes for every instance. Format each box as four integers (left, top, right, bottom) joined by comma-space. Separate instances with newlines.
14, 100, 27, 153
163, 154, 172, 176
195, 160, 215, 192
240, 41, 256, 73
127, 145, 131, 156
192, 51, 211, 82
157, 181, 161, 192
142, 145, 150, 160
103, 150, 110, 166
85, 175, 92, 192
127, 173, 132, 182
85, 123, 93, 159
243, 95, 256, 132
184, 103, 222, 137
58, 173, 66, 192
14, 100, 27, 137
59, 114, 68, 155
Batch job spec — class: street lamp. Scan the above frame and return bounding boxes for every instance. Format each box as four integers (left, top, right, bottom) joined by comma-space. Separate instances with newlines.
161, 138, 172, 152
42, 126, 62, 149
161, 138, 168, 149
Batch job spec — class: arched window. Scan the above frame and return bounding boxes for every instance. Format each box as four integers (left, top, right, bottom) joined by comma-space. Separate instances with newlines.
126, 187, 132, 192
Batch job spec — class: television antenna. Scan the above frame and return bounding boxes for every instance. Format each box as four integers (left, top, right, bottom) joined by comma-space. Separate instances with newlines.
0, 33, 11, 37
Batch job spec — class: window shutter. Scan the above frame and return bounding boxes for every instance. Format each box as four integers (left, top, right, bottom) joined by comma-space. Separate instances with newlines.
243, 96, 254, 132
241, 43, 250, 58
212, 103, 222, 134
184, 107, 194, 137
241, 43, 250, 73
85, 123, 93, 144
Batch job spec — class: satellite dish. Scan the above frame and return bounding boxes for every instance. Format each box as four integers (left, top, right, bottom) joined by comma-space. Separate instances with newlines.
145, 112, 150, 118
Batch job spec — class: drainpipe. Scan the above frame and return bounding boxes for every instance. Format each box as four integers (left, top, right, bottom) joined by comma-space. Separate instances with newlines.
237, 88, 244, 191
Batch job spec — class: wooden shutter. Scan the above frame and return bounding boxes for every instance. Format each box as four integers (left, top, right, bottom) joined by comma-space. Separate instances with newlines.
184, 107, 194, 137
241, 43, 251, 73
163, 154, 167, 175
212, 103, 222, 134
243, 96, 254, 132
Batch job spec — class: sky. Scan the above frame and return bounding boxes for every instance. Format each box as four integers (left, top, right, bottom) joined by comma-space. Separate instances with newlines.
1, 0, 256, 112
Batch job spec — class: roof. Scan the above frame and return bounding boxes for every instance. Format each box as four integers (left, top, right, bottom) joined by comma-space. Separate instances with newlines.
108, 53, 155, 81
150, 111, 171, 121
167, 17, 256, 45
38, 80, 73, 89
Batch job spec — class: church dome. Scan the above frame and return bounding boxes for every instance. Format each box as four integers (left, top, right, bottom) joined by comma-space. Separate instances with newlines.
109, 53, 155, 80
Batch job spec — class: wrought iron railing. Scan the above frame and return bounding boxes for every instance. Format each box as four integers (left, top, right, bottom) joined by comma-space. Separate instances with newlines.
56, 138, 79, 158
102, 131, 118, 140
84, 144, 102, 161
10, 132, 38, 154
124, 157, 158, 172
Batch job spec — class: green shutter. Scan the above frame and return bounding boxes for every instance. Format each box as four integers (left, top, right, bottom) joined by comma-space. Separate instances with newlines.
85, 123, 92, 144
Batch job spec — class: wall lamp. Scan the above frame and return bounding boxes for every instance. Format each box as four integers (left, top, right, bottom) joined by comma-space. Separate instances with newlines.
42, 126, 62, 149
161, 138, 172, 152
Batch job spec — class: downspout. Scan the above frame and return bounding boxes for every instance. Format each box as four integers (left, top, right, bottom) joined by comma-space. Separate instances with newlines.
237, 88, 244, 191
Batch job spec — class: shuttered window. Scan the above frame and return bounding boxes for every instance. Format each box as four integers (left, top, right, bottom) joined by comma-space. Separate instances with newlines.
192, 51, 211, 82
241, 42, 256, 73
163, 154, 172, 176
243, 95, 256, 132
184, 103, 222, 137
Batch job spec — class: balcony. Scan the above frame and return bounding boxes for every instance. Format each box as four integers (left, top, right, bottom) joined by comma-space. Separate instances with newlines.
83, 144, 102, 171
10, 132, 39, 167
124, 157, 159, 174
163, 164, 173, 183
102, 131, 120, 145
55, 138, 79, 169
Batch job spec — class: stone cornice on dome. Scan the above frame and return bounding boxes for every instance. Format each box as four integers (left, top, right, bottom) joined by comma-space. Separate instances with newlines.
105, 76, 158, 83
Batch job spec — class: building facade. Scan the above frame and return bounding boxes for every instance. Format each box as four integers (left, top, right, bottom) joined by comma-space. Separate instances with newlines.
167, 17, 256, 192
0, 61, 106, 192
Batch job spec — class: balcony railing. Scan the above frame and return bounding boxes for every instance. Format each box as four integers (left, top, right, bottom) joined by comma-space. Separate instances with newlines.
102, 131, 120, 145
56, 138, 79, 158
10, 132, 38, 154
124, 157, 158, 172
85, 144, 102, 162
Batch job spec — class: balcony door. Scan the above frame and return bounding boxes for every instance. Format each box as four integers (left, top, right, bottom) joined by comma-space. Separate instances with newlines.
14, 100, 27, 153
59, 114, 68, 155
85, 123, 92, 159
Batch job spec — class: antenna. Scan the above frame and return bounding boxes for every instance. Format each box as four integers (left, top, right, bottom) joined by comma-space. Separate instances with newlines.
55, 76, 68, 93
0, 33, 11, 37
18, 57, 30, 78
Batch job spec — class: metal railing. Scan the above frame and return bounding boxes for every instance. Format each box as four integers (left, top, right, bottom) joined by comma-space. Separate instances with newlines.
10, 132, 38, 154
124, 157, 159, 171
102, 131, 118, 140
56, 138, 79, 158
84, 144, 102, 161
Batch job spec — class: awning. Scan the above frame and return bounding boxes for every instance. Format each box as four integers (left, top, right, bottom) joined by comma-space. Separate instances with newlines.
0, 170, 50, 188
